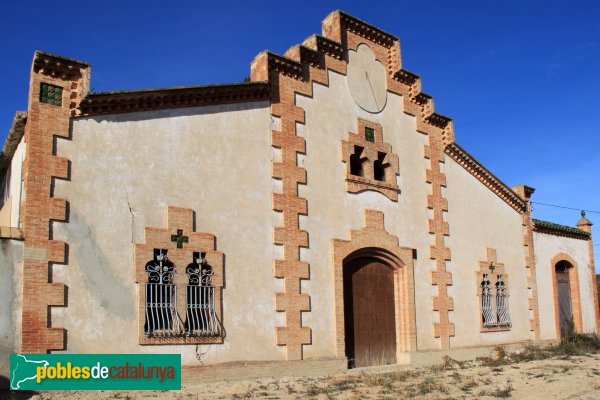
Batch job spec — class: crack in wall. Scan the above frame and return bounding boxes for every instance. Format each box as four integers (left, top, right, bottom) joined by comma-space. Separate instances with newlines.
123, 186, 136, 245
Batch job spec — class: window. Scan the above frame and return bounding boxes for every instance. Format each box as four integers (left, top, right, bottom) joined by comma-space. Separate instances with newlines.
478, 249, 511, 331
350, 147, 364, 177
342, 119, 400, 201
143, 250, 220, 339
480, 273, 511, 328
134, 206, 224, 345
185, 252, 219, 336
40, 82, 63, 106
144, 249, 179, 337
373, 152, 387, 182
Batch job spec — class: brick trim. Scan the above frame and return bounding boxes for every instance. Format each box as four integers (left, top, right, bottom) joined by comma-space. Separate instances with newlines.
477, 248, 511, 332
341, 118, 399, 200
78, 82, 271, 116
134, 206, 224, 345
576, 220, 600, 333
588, 240, 600, 333
251, 10, 460, 356
512, 185, 541, 339
332, 210, 417, 360
20, 51, 90, 353
550, 253, 583, 336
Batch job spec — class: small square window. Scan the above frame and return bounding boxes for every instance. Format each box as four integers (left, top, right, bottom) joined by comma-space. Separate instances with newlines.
365, 127, 375, 142
40, 83, 63, 106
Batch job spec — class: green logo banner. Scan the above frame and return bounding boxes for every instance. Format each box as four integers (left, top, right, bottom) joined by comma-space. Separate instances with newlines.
10, 354, 181, 390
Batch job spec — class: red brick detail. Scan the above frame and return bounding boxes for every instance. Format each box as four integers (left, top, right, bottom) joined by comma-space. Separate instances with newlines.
424, 130, 454, 349
513, 185, 541, 339
576, 218, 600, 333
477, 249, 510, 332
134, 206, 224, 345
20, 52, 90, 353
250, 10, 461, 356
332, 210, 417, 358
342, 119, 400, 201
550, 253, 583, 336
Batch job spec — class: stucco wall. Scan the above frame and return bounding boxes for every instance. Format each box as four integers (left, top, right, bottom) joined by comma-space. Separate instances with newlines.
0, 137, 25, 227
52, 101, 284, 365
296, 70, 439, 353
444, 158, 531, 347
534, 232, 596, 340
0, 239, 23, 387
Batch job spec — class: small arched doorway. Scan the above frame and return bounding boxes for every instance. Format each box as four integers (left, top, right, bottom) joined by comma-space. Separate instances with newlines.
551, 253, 583, 338
555, 261, 573, 337
343, 257, 396, 367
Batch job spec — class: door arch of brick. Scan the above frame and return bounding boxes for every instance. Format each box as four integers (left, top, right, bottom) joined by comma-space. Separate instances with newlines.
332, 210, 417, 363
551, 253, 583, 337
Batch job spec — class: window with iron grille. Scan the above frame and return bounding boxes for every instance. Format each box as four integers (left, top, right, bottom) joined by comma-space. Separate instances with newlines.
480, 273, 511, 329
40, 83, 63, 106
185, 252, 220, 337
144, 249, 180, 337
143, 249, 220, 338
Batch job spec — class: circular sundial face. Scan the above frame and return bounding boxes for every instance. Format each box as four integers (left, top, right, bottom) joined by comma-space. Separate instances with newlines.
346, 43, 388, 113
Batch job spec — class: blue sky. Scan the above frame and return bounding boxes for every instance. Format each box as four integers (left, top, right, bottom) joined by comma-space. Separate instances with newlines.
1, 1, 599, 266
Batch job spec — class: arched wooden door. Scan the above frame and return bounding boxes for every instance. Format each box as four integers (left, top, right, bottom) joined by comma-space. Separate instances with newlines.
555, 261, 573, 337
343, 257, 396, 367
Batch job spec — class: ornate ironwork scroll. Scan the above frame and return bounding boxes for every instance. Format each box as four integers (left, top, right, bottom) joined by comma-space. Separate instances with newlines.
185, 252, 220, 337
481, 273, 497, 327
481, 273, 511, 328
144, 249, 182, 336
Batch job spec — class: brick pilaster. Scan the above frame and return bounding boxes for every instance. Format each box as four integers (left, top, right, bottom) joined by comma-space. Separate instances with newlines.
20, 51, 90, 353
512, 185, 541, 340
577, 212, 600, 333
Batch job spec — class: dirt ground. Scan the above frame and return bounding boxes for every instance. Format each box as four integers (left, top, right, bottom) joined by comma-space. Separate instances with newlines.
4, 349, 600, 400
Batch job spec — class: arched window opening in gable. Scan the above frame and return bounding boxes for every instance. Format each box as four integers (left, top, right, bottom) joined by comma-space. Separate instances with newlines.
350, 146, 364, 177
374, 152, 387, 182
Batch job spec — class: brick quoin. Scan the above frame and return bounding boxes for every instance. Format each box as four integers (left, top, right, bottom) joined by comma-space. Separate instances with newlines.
20, 52, 90, 353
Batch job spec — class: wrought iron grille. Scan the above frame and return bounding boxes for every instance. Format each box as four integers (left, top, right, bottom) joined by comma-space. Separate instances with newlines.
496, 275, 511, 326
365, 127, 375, 142
481, 273, 511, 328
144, 250, 220, 338
481, 273, 497, 327
145, 283, 181, 336
144, 250, 182, 336
40, 83, 63, 106
185, 253, 220, 336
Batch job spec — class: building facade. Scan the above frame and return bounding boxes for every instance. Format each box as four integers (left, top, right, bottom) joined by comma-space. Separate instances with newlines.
1, 10, 598, 379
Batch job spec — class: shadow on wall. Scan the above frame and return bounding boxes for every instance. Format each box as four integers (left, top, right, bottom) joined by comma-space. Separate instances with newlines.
65, 208, 135, 320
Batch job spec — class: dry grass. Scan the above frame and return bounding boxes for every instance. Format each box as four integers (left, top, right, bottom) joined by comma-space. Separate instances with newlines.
6, 334, 600, 400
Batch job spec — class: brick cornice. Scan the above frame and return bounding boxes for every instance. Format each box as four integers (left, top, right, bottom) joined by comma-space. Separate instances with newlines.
338, 11, 398, 47
32, 51, 89, 80
445, 143, 527, 213
78, 82, 271, 116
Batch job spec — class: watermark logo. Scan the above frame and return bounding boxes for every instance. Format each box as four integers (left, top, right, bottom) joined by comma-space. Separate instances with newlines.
10, 354, 181, 390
